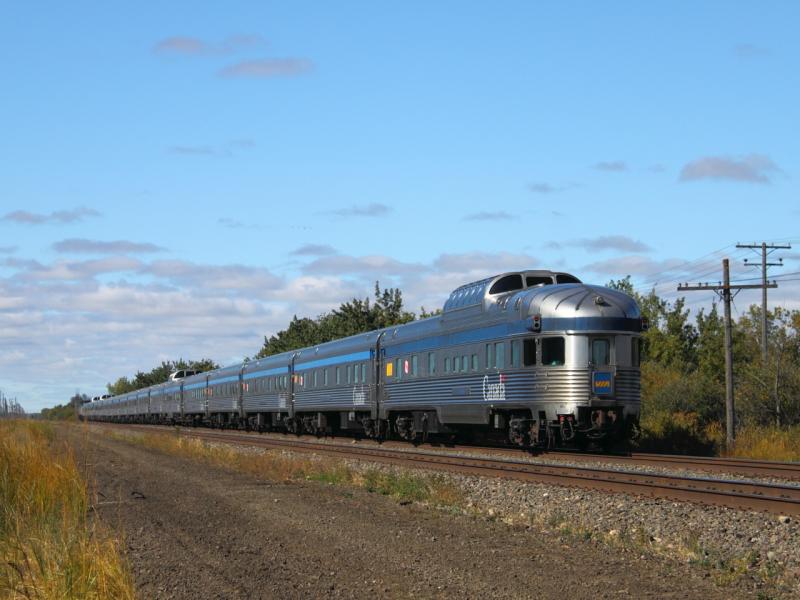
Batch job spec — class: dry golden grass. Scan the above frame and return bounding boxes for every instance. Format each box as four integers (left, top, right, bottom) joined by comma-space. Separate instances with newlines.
0, 420, 134, 600
110, 428, 464, 508
724, 425, 800, 462
638, 412, 800, 463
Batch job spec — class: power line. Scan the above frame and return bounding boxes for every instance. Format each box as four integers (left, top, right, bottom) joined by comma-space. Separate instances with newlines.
730, 270, 800, 283
632, 248, 753, 294
629, 237, 800, 292
678, 258, 777, 447
633, 246, 734, 287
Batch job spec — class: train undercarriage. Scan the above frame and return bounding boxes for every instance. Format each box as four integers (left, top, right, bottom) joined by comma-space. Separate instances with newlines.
87, 405, 638, 451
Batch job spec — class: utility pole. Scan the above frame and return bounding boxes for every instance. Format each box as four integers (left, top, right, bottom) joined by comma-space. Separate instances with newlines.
678, 258, 777, 448
736, 242, 790, 363
736, 241, 790, 426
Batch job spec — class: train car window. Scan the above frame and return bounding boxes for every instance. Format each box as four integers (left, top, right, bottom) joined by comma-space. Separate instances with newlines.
495, 342, 505, 369
461, 355, 468, 372
428, 352, 436, 375
486, 343, 494, 369
632, 338, 641, 367
361, 364, 367, 382
313, 371, 318, 387
411, 355, 418, 376
489, 274, 523, 294
556, 274, 581, 284
591, 339, 610, 366
336, 367, 341, 385
444, 357, 451, 373
471, 354, 478, 371
511, 340, 521, 367
347, 365, 352, 384
542, 337, 565, 366
324, 369, 329, 386
525, 276, 553, 286
454, 356, 461, 372
354, 364, 360, 383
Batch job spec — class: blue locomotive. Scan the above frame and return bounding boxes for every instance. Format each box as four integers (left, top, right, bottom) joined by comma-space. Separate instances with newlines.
81, 270, 644, 448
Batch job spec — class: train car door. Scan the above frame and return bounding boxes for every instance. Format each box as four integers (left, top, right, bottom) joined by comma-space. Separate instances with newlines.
204, 375, 211, 419
288, 354, 297, 420
237, 364, 245, 420
372, 331, 387, 421
589, 336, 615, 397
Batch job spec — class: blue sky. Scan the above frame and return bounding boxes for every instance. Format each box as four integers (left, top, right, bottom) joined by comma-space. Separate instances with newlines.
1, 2, 798, 411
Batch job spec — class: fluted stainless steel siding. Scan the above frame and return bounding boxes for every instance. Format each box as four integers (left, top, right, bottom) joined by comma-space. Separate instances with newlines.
208, 393, 237, 413
294, 384, 374, 412
385, 368, 591, 407
184, 391, 205, 414
383, 367, 639, 413
242, 391, 286, 412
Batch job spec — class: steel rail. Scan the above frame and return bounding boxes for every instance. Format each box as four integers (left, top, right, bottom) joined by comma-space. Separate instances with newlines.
92, 422, 800, 481
546, 451, 800, 481
96, 423, 800, 516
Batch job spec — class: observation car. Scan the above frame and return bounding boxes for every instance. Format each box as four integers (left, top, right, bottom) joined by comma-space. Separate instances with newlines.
81, 270, 644, 448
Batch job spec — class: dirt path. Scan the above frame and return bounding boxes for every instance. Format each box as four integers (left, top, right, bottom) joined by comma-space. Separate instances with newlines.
77, 430, 750, 599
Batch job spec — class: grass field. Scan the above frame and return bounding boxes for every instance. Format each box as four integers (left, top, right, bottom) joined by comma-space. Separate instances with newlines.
0, 420, 134, 600
109, 427, 464, 509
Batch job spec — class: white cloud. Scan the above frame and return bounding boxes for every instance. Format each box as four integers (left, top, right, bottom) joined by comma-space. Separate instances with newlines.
153, 34, 266, 56
462, 211, 512, 222
582, 255, 687, 277
53, 239, 166, 254
290, 244, 337, 256
324, 203, 392, 218
219, 58, 313, 78
679, 154, 781, 184
302, 255, 421, 277
1, 207, 100, 225
594, 161, 627, 172
568, 236, 653, 253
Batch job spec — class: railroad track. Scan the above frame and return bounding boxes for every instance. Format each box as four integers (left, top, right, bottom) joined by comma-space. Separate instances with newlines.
95, 423, 800, 517
547, 450, 800, 481
92, 422, 800, 481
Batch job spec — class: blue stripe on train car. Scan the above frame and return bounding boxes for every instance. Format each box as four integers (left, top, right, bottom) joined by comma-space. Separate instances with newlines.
243, 366, 289, 380
294, 350, 372, 371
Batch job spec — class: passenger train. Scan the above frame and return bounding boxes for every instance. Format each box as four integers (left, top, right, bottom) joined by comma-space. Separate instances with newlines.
80, 270, 645, 448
